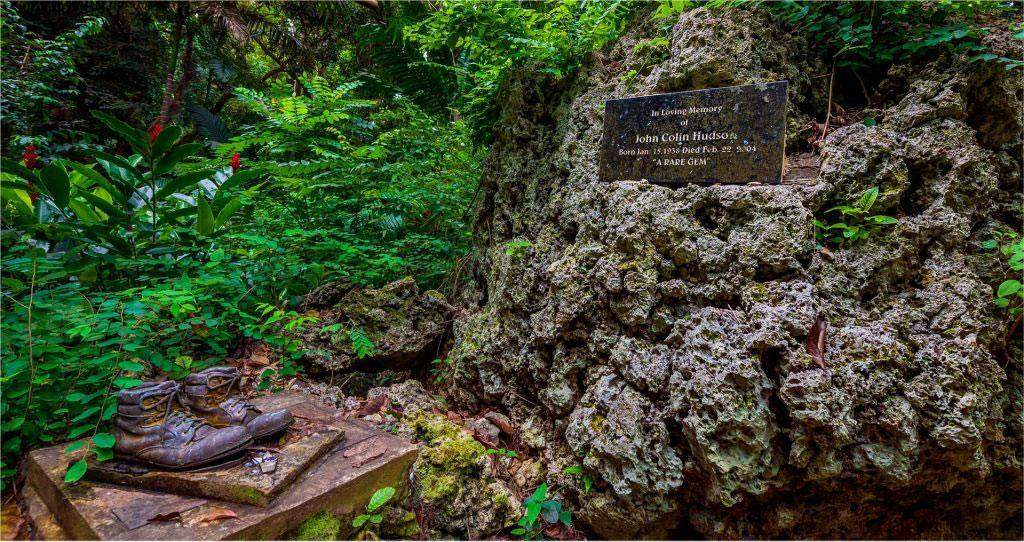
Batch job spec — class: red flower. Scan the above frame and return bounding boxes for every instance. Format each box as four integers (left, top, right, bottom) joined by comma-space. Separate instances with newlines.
230, 153, 241, 173
148, 123, 164, 144
22, 144, 39, 169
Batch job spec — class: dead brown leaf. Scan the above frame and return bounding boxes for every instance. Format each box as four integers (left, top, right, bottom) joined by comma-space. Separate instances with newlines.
197, 506, 238, 524
484, 413, 517, 438
472, 428, 498, 448
1, 503, 26, 540
354, 394, 388, 417
351, 448, 387, 468
805, 314, 827, 369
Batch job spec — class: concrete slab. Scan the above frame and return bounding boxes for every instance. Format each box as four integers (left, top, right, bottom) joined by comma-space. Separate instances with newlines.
26, 392, 417, 540
85, 393, 345, 506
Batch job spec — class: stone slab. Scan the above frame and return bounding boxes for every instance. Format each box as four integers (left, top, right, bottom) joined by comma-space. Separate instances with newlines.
599, 81, 787, 185
26, 392, 418, 540
84, 393, 345, 506
22, 484, 68, 541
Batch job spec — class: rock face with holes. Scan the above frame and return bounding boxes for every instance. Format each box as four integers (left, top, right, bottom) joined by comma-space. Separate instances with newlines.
445, 6, 1022, 540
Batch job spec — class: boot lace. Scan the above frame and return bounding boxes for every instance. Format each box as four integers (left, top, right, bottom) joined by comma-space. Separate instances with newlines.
121, 387, 207, 442
204, 374, 257, 416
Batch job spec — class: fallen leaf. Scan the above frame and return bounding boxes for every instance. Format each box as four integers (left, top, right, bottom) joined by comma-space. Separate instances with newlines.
198, 506, 238, 524
351, 448, 386, 468
354, 394, 388, 417
1, 503, 26, 540
484, 412, 517, 437
472, 428, 498, 448
805, 314, 827, 369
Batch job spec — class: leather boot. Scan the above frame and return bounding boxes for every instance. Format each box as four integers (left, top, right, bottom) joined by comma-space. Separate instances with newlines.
180, 367, 293, 440
112, 381, 253, 470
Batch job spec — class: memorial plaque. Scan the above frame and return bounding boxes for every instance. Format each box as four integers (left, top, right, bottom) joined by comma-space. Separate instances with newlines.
599, 81, 787, 185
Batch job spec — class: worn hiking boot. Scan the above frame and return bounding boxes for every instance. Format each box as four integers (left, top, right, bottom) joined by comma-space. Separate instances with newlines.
181, 367, 293, 440
112, 381, 253, 470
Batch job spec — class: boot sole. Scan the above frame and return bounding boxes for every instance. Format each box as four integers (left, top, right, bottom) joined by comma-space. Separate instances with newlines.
251, 418, 295, 441
114, 437, 254, 472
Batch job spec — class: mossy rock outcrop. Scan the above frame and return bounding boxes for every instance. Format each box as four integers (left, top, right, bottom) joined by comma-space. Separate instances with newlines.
445, 5, 1022, 540
300, 278, 452, 374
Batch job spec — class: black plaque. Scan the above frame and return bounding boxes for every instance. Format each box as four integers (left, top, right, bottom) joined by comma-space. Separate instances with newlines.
598, 81, 787, 185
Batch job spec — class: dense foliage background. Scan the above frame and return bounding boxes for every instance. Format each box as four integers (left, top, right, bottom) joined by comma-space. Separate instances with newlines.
0, 0, 1019, 494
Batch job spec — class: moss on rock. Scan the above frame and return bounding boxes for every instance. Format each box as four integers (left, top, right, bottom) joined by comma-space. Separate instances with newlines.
293, 512, 341, 541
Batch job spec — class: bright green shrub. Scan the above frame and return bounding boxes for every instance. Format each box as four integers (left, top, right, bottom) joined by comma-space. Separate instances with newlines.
0, 114, 266, 485
208, 76, 480, 293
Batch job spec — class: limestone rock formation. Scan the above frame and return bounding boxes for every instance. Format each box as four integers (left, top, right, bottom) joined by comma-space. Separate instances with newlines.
300, 278, 452, 373
445, 6, 1022, 540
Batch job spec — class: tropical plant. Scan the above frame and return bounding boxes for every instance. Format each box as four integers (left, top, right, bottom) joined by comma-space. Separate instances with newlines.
402, 0, 634, 141
513, 482, 571, 540
352, 485, 397, 538
814, 186, 898, 246
982, 230, 1024, 317
766, 0, 1022, 71
0, 112, 261, 486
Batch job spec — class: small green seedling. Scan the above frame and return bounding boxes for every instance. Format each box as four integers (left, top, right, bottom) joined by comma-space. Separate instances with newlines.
982, 230, 1024, 317
504, 239, 533, 259
486, 447, 518, 458
562, 464, 592, 494
814, 186, 898, 246
353, 486, 396, 531
512, 483, 571, 539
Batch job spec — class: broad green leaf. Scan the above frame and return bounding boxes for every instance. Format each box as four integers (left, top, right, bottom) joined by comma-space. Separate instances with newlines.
64, 441, 86, 453
369, 514, 383, 525
118, 361, 146, 372
858, 186, 879, 212
92, 111, 149, 156
64, 459, 88, 484
525, 501, 541, 525
67, 162, 128, 206
92, 433, 116, 448
1, 188, 36, 224
150, 125, 183, 159
79, 265, 98, 283
0, 177, 31, 191
154, 143, 203, 176
196, 196, 215, 236
867, 215, 898, 225
217, 168, 263, 195
352, 515, 369, 528
93, 151, 144, 184
215, 196, 243, 229
367, 486, 395, 512
69, 199, 103, 224
1, 158, 38, 184
154, 169, 216, 200
39, 162, 71, 209
95, 447, 114, 462
71, 407, 100, 424
997, 279, 1022, 298
77, 191, 128, 220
